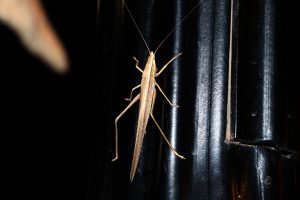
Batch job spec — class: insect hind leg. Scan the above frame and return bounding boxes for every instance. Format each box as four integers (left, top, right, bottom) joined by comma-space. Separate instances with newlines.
112, 94, 140, 161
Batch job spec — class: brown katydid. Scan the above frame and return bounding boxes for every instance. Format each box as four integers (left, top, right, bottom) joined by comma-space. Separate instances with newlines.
112, 0, 201, 181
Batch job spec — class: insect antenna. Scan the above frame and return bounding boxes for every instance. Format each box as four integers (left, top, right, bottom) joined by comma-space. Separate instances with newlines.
122, 0, 151, 54
154, 1, 202, 55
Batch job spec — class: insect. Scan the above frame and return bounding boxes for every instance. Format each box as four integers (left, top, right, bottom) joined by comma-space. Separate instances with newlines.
112, 0, 201, 181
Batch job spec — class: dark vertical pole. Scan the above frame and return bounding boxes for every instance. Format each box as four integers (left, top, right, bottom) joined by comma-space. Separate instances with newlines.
90, 0, 231, 199
87, 0, 299, 199
234, 0, 283, 143
156, 1, 231, 198
89, 0, 231, 199
230, 0, 299, 199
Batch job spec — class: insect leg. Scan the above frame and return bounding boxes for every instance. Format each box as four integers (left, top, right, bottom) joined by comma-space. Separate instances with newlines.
150, 112, 185, 159
112, 94, 141, 161
151, 88, 157, 113
133, 57, 143, 73
125, 84, 141, 101
150, 91, 185, 159
155, 82, 179, 107
156, 53, 182, 77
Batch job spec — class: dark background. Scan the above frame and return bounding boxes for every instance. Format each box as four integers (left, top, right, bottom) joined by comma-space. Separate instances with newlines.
1, 0, 298, 200
1, 1, 96, 200
88, 0, 299, 199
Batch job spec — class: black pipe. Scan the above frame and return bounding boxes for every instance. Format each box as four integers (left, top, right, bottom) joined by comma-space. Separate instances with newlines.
87, 0, 299, 199
230, 0, 299, 199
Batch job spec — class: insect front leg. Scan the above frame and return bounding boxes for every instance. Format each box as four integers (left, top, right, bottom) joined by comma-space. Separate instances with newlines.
112, 94, 140, 161
133, 57, 143, 73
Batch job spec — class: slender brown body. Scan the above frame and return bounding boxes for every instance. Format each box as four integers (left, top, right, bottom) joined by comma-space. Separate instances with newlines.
113, 50, 184, 181
130, 52, 156, 181
112, 0, 200, 182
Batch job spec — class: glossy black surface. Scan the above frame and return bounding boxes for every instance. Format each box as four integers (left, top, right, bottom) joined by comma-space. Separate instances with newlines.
89, 0, 299, 199
229, 143, 299, 200
230, 0, 299, 199
232, 0, 299, 150
91, 0, 230, 199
